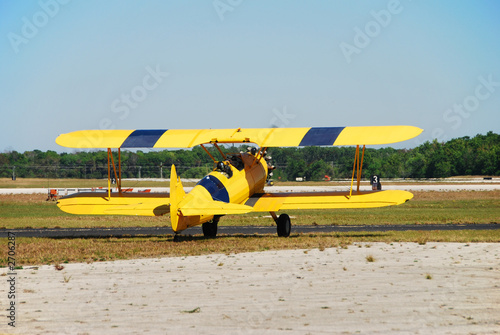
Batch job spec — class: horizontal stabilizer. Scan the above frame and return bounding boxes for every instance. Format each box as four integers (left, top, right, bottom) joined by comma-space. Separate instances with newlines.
179, 200, 253, 216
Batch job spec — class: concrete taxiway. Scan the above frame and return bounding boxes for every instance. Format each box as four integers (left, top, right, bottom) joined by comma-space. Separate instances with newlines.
0, 181, 499, 195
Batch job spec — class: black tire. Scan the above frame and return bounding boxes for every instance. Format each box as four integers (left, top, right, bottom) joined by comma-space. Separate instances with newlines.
276, 214, 291, 237
202, 219, 218, 238
173, 234, 181, 242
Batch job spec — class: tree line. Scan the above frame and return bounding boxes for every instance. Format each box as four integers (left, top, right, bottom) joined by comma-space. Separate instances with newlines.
0, 132, 498, 181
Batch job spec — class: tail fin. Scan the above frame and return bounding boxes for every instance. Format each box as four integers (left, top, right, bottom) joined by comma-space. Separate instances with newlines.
169, 164, 185, 232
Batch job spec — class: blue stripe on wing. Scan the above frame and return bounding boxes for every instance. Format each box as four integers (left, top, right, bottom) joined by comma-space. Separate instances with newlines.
121, 129, 168, 148
299, 127, 345, 146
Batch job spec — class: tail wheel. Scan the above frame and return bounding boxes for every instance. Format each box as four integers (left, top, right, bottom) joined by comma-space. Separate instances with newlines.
202, 216, 220, 238
277, 214, 291, 237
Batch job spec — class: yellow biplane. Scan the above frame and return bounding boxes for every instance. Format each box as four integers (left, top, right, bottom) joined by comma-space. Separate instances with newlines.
56, 126, 422, 240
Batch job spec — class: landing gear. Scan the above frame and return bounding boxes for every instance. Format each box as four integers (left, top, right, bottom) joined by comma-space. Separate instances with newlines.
276, 213, 291, 237
173, 233, 181, 242
202, 216, 220, 238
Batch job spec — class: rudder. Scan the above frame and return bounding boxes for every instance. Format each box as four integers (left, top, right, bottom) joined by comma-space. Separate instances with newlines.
169, 164, 186, 232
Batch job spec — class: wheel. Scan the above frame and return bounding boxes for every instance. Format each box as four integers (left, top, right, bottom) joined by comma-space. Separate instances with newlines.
276, 214, 291, 237
202, 219, 218, 238
173, 234, 181, 242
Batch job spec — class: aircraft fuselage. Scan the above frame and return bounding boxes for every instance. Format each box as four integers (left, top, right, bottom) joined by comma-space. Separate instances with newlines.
171, 151, 269, 232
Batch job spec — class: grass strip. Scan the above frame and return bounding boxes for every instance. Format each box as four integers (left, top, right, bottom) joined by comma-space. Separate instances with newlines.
1, 191, 499, 229
1, 229, 499, 266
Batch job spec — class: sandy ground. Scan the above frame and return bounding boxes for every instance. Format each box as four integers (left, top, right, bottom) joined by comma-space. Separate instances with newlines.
1, 243, 499, 334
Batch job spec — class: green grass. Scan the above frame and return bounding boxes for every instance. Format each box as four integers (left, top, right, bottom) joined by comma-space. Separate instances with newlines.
0, 194, 498, 229
231, 198, 499, 226
0, 191, 498, 265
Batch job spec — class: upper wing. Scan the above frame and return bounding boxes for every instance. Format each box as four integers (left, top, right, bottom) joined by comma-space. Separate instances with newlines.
56, 126, 423, 149
244, 190, 414, 211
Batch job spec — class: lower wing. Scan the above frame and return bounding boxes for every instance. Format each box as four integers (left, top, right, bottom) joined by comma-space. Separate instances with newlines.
244, 190, 413, 211
57, 190, 412, 217
57, 192, 170, 216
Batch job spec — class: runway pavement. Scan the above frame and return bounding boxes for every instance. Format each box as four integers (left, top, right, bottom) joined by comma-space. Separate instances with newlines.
1, 223, 498, 238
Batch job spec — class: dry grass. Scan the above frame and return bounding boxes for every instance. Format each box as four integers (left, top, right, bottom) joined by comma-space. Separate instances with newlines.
0, 193, 48, 203
2, 229, 499, 266
0, 178, 196, 189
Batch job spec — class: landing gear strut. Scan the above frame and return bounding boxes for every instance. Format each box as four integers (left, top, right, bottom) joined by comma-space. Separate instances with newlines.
202, 216, 220, 238
271, 212, 291, 237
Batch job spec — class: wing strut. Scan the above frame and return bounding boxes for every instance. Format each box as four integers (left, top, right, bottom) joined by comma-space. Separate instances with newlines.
118, 147, 122, 192
107, 148, 111, 199
213, 142, 226, 160
251, 147, 267, 167
348, 145, 365, 198
200, 144, 216, 162
106, 148, 123, 199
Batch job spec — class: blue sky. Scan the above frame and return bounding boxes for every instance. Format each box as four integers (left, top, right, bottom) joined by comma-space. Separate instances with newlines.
1, 0, 499, 152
